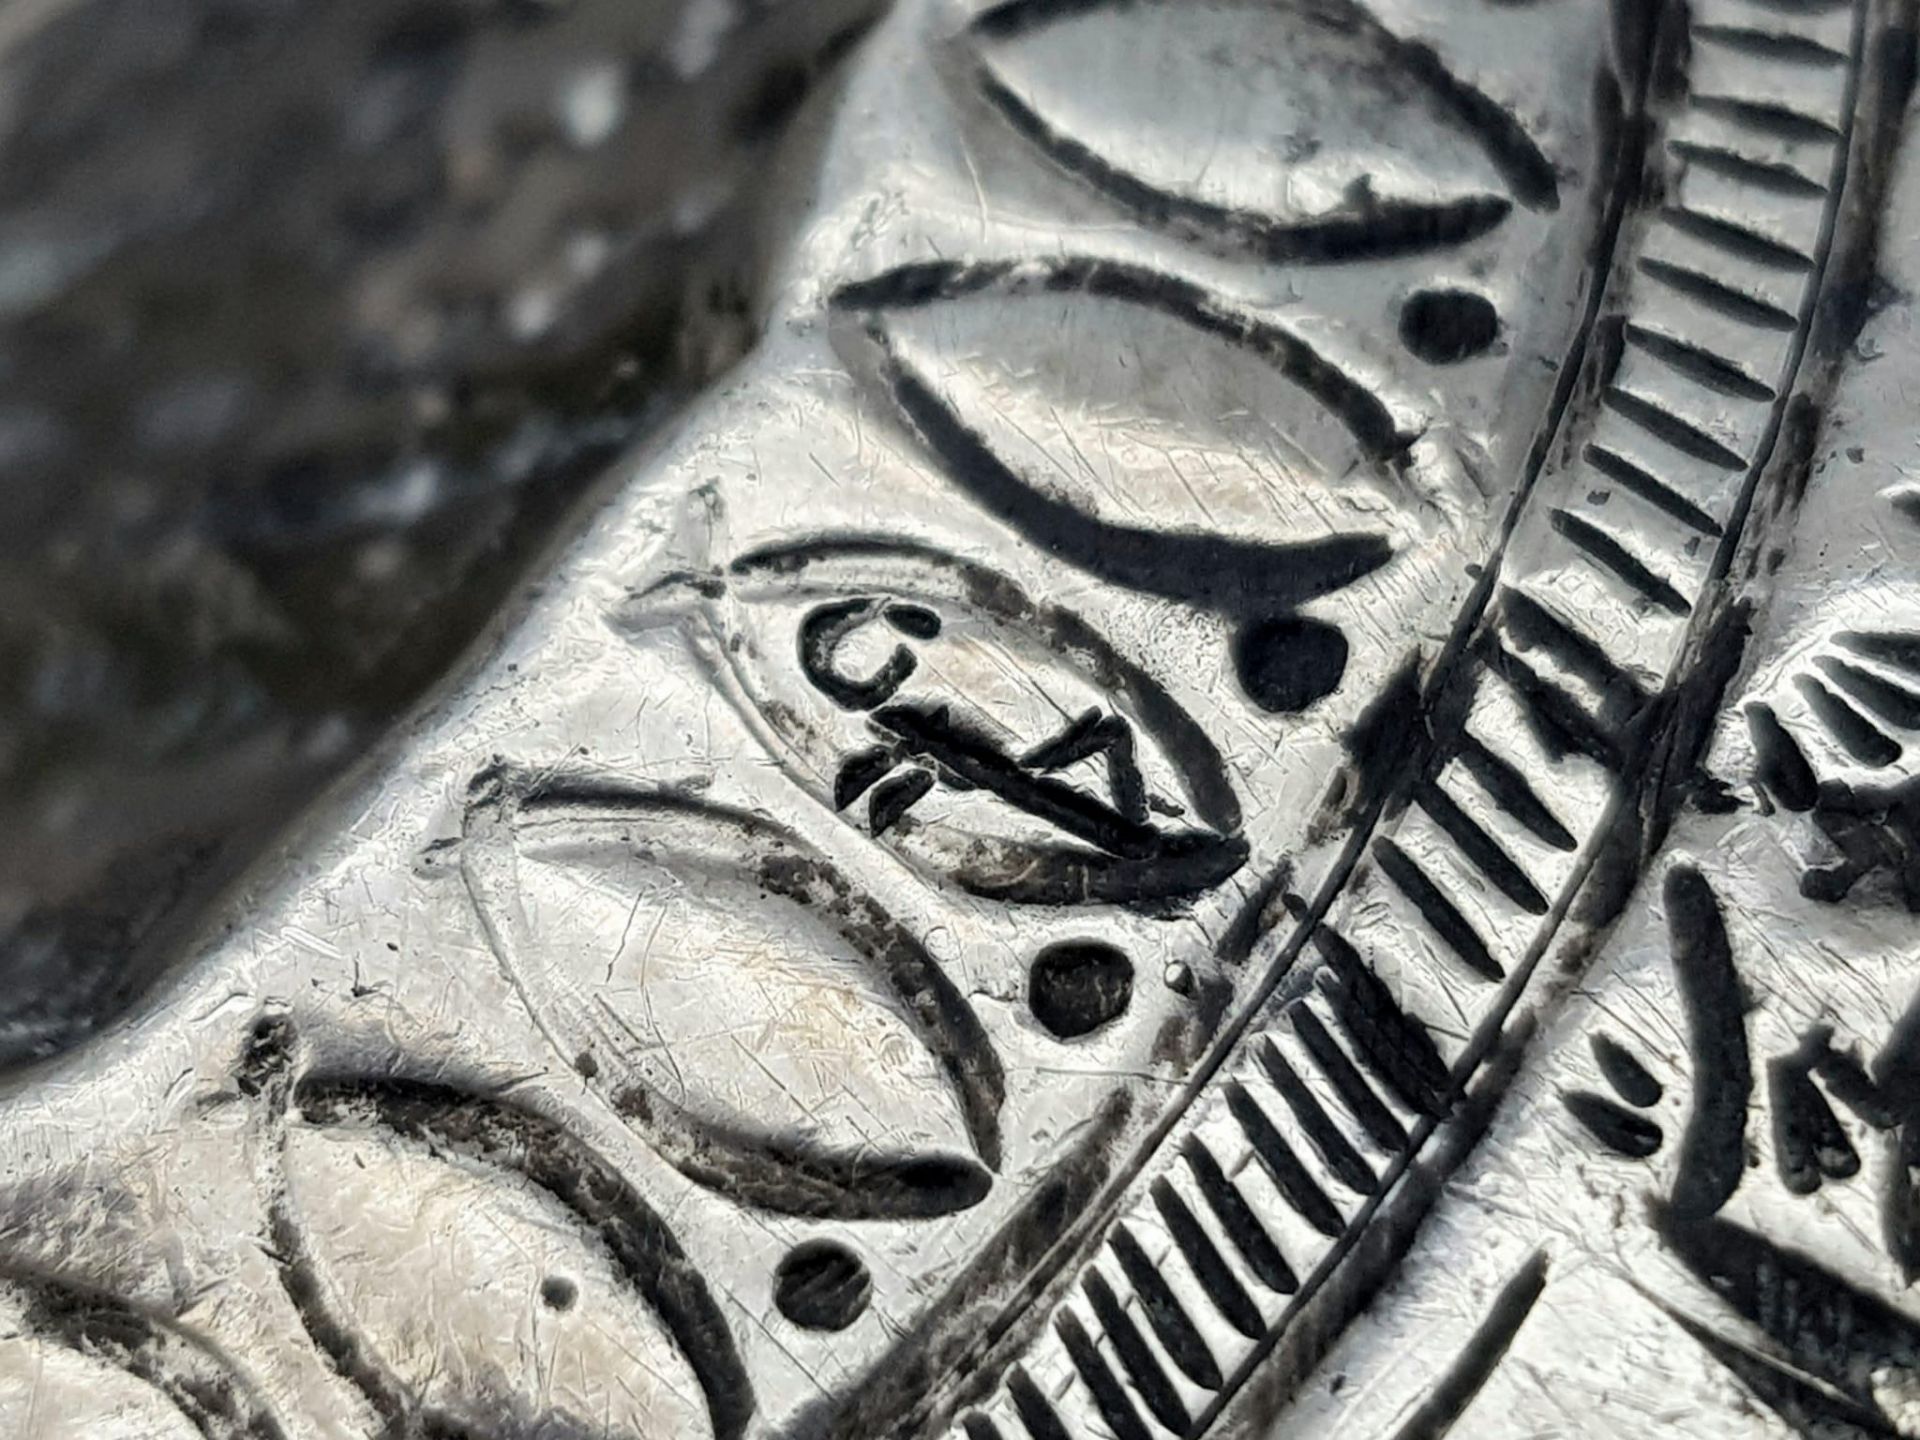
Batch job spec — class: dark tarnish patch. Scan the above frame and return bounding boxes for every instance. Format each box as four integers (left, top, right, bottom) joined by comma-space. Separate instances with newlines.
1659, 1301, 1906, 1439
1335, 658, 1426, 833
1871, 993, 1920, 1282
1663, 865, 1752, 1219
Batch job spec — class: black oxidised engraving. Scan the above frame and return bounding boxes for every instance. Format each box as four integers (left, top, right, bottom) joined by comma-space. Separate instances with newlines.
1373, 836, 1504, 982
1311, 922, 1451, 1119
1226, 1081, 1346, 1239
1109, 1223, 1222, 1390
1399, 289, 1502, 365
970, 0, 1559, 272
1057, 1308, 1154, 1440
1260, 1036, 1377, 1196
799, 597, 940, 709
830, 260, 1405, 719
1084, 1267, 1191, 1433
774, 1240, 872, 1332
715, 537, 1253, 908
1592, 1032, 1663, 1108
1769, 1051, 1861, 1195
1561, 1090, 1664, 1158
1028, 940, 1133, 1039
1181, 1136, 1300, 1295
1232, 614, 1352, 715
1008, 1365, 1075, 1440
1151, 1175, 1263, 1339
1664, 865, 1752, 1219
1389, 1251, 1548, 1440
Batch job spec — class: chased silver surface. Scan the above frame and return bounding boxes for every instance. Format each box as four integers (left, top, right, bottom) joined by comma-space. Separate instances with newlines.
4, 0, 1920, 1436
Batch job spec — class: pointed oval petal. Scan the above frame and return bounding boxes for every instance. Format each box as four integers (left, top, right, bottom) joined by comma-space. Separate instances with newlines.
461, 775, 1004, 1209
275, 1081, 750, 1440
968, 0, 1556, 260
636, 536, 1251, 907
829, 258, 1457, 622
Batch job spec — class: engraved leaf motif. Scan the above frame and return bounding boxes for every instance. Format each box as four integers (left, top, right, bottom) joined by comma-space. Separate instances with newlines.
969, 0, 1558, 262
462, 769, 1005, 1214
0, 1273, 284, 1440
830, 258, 1467, 714
273, 1078, 752, 1440
634, 537, 1249, 907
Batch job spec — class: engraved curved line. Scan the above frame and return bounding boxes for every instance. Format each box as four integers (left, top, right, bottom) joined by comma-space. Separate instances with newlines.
836, 306, 1396, 618
1664, 865, 1751, 1220
833, 254, 1411, 462
1387, 1251, 1548, 1440
976, 67, 1514, 265
971, 0, 1560, 218
288, 1077, 756, 1440
465, 766, 1007, 1182
5, 1270, 287, 1440
799, 597, 924, 709
728, 535, 1245, 837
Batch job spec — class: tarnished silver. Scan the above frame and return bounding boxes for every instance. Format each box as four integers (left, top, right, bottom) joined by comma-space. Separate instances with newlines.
4, 0, 1919, 1435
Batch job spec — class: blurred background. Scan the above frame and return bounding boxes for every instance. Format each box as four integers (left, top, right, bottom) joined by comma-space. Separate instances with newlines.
0, 0, 882, 1066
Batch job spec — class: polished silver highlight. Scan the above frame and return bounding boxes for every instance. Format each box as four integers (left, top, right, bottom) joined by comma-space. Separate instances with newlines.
3, 0, 1919, 1436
